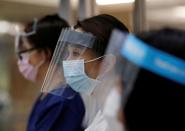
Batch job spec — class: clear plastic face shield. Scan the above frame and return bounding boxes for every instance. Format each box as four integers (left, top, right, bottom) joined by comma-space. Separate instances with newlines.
41, 28, 105, 97
120, 33, 185, 108
89, 30, 129, 131
100, 29, 185, 131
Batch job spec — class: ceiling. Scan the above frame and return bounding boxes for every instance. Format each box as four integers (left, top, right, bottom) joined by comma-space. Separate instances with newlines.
1, 0, 185, 29
0, 0, 57, 22
146, 0, 185, 29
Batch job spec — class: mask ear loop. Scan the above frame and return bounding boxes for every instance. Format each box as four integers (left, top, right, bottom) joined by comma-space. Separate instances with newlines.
19, 18, 38, 36
82, 55, 104, 85
81, 55, 112, 94
86, 54, 115, 80
84, 55, 107, 63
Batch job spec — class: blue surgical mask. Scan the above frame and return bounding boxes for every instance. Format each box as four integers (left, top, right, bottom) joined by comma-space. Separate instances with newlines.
63, 59, 101, 95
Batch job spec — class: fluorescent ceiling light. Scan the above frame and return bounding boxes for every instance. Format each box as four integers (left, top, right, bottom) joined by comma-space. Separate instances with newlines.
96, 0, 135, 5
173, 6, 185, 19
0, 21, 11, 34
0, 20, 16, 35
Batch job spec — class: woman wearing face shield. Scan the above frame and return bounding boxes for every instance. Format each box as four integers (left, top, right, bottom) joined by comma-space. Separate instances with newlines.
15, 14, 85, 131
102, 28, 185, 131
42, 14, 129, 130
64, 14, 129, 128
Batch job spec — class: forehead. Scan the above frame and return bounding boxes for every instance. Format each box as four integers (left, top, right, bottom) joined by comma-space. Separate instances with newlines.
68, 45, 96, 57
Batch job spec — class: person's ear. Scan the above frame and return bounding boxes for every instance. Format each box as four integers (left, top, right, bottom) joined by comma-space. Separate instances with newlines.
43, 48, 52, 62
99, 54, 116, 76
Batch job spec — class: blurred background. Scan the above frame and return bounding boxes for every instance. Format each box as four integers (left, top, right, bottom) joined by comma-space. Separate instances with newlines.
0, 0, 185, 130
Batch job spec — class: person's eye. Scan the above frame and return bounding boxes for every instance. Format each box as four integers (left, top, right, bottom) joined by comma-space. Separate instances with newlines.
17, 53, 23, 60
67, 45, 83, 59
72, 51, 80, 57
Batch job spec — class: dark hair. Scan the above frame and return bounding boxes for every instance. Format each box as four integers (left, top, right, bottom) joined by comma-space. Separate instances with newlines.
21, 14, 69, 58
124, 28, 185, 130
74, 14, 129, 57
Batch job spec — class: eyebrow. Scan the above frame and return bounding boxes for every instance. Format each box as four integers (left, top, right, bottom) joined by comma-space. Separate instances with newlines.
17, 47, 38, 55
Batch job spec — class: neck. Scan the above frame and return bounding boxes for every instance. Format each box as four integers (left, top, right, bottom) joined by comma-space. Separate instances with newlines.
36, 63, 49, 87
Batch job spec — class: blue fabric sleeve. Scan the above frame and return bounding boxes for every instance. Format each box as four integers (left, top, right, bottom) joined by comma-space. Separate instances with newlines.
27, 87, 85, 131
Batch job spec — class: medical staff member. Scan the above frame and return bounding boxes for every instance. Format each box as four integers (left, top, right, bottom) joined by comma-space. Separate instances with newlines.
41, 14, 129, 130
123, 28, 185, 131
15, 14, 85, 131
66, 14, 129, 128
102, 28, 185, 131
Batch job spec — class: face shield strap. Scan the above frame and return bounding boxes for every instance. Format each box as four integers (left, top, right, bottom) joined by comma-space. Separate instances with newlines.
15, 18, 38, 52
121, 34, 185, 87
16, 18, 38, 37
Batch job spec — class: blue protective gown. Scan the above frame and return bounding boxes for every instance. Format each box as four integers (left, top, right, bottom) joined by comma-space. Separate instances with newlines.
26, 86, 85, 131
